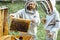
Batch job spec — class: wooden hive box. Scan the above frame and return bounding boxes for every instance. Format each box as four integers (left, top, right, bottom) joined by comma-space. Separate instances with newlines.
11, 35, 33, 40
0, 35, 11, 40
0, 35, 33, 40
0, 6, 8, 37
10, 18, 31, 32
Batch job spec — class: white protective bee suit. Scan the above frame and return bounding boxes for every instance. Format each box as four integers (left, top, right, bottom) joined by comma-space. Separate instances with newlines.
41, 0, 60, 40
10, 1, 40, 40
46, 0, 60, 40
45, 7, 60, 40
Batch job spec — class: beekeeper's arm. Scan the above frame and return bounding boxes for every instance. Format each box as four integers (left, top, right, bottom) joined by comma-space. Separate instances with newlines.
50, 8, 60, 33
10, 10, 22, 18
31, 11, 40, 26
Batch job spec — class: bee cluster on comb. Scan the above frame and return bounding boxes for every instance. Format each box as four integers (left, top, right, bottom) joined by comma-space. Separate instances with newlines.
10, 18, 30, 32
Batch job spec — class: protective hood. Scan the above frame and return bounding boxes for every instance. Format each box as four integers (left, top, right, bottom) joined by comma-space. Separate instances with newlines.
40, 0, 55, 14
25, 0, 37, 14
50, 0, 56, 7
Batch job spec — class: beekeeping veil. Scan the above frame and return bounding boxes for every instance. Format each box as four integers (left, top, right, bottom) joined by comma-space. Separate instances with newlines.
40, 0, 56, 14
25, 0, 37, 14
50, 0, 56, 7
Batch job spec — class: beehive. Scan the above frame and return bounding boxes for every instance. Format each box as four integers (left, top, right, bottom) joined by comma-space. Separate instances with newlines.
0, 35, 33, 40
0, 6, 8, 36
0, 35, 11, 40
10, 18, 30, 32
11, 35, 33, 40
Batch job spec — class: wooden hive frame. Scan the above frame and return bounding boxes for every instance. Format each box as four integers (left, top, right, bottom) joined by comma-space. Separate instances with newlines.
10, 18, 31, 33
0, 6, 8, 37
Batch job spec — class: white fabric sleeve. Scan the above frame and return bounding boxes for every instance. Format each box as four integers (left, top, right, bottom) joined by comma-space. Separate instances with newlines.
50, 8, 60, 33
33, 11, 41, 26
10, 10, 22, 18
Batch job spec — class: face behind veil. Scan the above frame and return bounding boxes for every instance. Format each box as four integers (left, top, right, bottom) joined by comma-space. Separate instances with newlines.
25, 0, 37, 14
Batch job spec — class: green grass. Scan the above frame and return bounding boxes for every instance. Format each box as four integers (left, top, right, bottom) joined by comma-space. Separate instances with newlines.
0, 1, 60, 40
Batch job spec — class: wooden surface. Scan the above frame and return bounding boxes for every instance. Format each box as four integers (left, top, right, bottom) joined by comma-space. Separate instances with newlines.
3, 8, 8, 35
0, 35, 33, 40
0, 6, 8, 36
0, 10, 3, 37
0, 35, 11, 40
11, 35, 33, 40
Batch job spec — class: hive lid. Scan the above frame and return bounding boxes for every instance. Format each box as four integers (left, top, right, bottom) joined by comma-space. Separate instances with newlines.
0, 6, 8, 10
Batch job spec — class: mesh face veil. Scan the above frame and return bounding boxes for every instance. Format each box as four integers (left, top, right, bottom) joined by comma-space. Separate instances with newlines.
25, 0, 38, 14
25, 0, 37, 10
50, 0, 56, 7
40, 0, 53, 14
40, 1, 48, 14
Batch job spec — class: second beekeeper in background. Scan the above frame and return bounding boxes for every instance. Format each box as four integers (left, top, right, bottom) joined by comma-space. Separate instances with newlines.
41, 0, 60, 40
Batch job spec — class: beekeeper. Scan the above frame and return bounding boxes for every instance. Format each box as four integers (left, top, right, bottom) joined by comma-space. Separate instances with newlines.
41, 0, 60, 40
10, 0, 40, 40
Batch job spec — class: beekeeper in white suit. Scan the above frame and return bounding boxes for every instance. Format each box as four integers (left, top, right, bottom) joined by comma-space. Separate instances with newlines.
41, 0, 60, 40
10, 0, 40, 40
